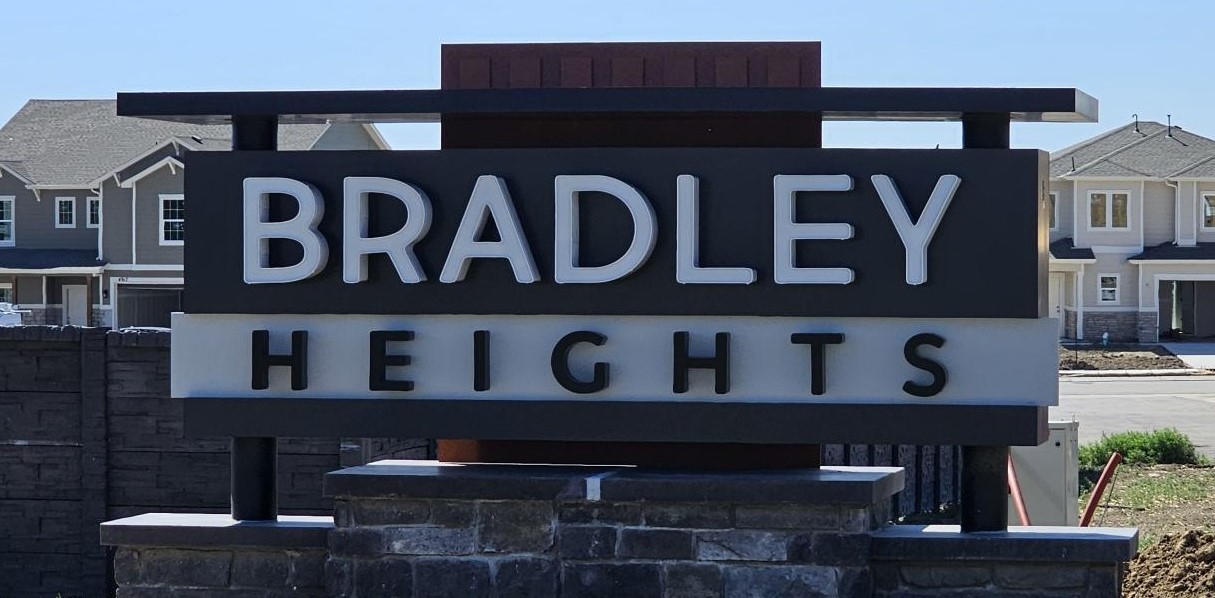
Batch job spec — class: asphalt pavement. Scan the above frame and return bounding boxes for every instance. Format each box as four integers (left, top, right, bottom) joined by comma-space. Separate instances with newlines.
1054, 375, 1215, 458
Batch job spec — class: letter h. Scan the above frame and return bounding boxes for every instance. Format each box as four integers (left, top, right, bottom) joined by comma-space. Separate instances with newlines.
251, 330, 308, 391
673, 331, 730, 394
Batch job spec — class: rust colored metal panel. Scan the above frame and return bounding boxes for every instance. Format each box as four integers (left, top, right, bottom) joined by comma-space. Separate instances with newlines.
610, 56, 644, 87
438, 42, 823, 467
714, 55, 749, 86
440, 42, 821, 89
559, 57, 593, 88
438, 440, 821, 470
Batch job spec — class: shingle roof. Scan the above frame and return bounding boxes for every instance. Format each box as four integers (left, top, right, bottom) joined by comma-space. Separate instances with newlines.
1050, 238, 1095, 260
1131, 242, 1215, 261
0, 100, 328, 186
0, 248, 105, 269
1051, 121, 1215, 179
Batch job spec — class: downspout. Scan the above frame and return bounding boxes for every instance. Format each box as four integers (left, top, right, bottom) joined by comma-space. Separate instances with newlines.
95, 184, 104, 260
131, 181, 138, 265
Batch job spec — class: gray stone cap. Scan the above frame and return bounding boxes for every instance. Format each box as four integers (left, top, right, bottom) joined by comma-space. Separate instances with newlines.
871, 524, 1139, 563
324, 459, 904, 505
100, 513, 332, 549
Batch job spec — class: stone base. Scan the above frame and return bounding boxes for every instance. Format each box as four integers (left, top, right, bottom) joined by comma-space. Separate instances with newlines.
100, 461, 1140, 597
871, 524, 1138, 596
1082, 311, 1138, 342
1063, 308, 1078, 340
100, 513, 332, 597
1136, 311, 1159, 343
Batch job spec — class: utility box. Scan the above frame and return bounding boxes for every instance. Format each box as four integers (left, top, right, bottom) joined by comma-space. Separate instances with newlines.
1009, 420, 1079, 526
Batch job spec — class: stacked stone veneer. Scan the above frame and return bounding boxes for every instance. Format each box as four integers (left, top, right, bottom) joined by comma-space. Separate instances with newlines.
104, 461, 1140, 597
323, 463, 900, 597
1136, 312, 1159, 344
1063, 308, 1078, 340
1082, 312, 1138, 342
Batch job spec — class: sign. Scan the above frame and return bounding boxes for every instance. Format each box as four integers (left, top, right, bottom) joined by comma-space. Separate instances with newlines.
174, 147, 1056, 444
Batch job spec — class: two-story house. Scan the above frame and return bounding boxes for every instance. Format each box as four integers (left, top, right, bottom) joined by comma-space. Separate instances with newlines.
1049, 119, 1215, 343
0, 99, 387, 327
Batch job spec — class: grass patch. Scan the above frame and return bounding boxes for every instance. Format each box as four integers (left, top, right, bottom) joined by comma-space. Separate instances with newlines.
1078, 465, 1215, 547
1079, 428, 1210, 468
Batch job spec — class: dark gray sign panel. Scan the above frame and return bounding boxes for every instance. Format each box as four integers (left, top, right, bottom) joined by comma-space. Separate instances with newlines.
182, 148, 1049, 318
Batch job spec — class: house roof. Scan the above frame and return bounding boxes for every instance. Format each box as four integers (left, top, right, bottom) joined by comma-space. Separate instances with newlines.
0, 248, 105, 270
1050, 238, 1095, 261
0, 100, 330, 187
1131, 242, 1215, 261
1050, 120, 1215, 179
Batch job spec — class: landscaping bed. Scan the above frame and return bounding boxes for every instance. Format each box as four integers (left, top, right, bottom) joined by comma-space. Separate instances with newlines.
1079, 465, 1215, 596
1059, 343, 1187, 370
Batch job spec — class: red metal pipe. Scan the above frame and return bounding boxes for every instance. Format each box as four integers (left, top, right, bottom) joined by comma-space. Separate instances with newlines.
1079, 452, 1123, 527
1007, 455, 1031, 526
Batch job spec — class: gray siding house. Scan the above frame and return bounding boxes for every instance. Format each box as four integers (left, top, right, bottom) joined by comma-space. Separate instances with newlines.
1049, 120, 1215, 343
0, 100, 387, 327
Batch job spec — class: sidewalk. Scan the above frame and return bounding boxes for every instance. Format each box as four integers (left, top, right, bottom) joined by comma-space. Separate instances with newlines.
1060, 368, 1208, 377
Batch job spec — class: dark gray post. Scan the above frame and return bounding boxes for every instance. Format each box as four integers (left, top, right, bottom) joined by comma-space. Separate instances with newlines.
230, 114, 279, 521
960, 112, 1011, 532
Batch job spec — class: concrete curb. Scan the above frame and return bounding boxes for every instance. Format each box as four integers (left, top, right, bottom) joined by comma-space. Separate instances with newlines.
1059, 368, 1209, 377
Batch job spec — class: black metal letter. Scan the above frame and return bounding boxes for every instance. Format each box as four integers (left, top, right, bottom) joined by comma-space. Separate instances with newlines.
474, 330, 490, 392
251, 330, 308, 391
551, 331, 609, 394
370, 331, 414, 391
791, 332, 845, 396
903, 332, 947, 397
673, 331, 730, 394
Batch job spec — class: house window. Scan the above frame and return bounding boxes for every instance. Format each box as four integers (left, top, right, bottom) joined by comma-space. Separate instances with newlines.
0, 283, 11, 304
1049, 192, 1058, 230
159, 194, 184, 245
0, 196, 13, 246
1098, 274, 1119, 304
55, 197, 76, 228
87, 197, 101, 228
1088, 191, 1129, 229
1203, 194, 1215, 229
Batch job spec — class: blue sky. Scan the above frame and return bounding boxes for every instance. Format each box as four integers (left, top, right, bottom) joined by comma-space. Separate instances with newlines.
3, 0, 1210, 151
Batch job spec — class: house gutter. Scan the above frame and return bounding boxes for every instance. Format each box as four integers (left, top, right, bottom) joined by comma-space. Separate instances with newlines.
131, 181, 138, 265
1165, 178, 1183, 246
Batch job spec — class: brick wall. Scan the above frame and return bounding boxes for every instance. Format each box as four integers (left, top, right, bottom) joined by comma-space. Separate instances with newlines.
1082, 311, 1139, 342
0, 327, 430, 597
1136, 312, 1159, 343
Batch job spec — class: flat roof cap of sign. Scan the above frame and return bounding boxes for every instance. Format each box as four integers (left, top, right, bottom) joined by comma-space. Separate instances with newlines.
116, 87, 1097, 125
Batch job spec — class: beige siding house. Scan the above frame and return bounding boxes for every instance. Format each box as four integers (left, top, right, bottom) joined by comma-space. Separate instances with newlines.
0, 100, 388, 327
1049, 120, 1215, 342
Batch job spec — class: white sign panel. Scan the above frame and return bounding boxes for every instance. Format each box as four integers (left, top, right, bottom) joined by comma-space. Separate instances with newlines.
173, 314, 1058, 406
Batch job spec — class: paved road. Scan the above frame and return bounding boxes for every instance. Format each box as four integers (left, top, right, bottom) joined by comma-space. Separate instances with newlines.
1054, 376, 1215, 458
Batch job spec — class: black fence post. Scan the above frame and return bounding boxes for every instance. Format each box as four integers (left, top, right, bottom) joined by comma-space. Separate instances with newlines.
230, 114, 279, 521
960, 112, 1012, 532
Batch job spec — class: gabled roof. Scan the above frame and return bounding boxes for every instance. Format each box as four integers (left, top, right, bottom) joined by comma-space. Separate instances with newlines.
0, 100, 330, 187
1051, 120, 1215, 179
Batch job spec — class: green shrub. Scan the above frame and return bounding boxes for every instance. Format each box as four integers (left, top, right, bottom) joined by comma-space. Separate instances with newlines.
1079, 428, 1209, 468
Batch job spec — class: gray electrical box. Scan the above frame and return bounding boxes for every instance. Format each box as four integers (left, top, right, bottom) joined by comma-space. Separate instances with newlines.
1008, 420, 1080, 526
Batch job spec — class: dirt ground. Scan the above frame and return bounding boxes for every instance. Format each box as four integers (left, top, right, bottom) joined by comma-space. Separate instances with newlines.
1059, 344, 1188, 370
1079, 465, 1215, 596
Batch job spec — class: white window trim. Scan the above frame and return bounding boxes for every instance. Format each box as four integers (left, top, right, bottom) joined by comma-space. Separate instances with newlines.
0, 195, 13, 247
0, 281, 12, 304
158, 194, 184, 246
87, 196, 102, 228
1097, 273, 1120, 304
55, 197, 76, 229
1201, 193, 1215, 231
1048, 191, 1059, 231
1087, 190, 1131, 230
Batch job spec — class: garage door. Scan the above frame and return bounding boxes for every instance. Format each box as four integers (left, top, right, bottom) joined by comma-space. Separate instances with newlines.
117, 286, 182, 328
